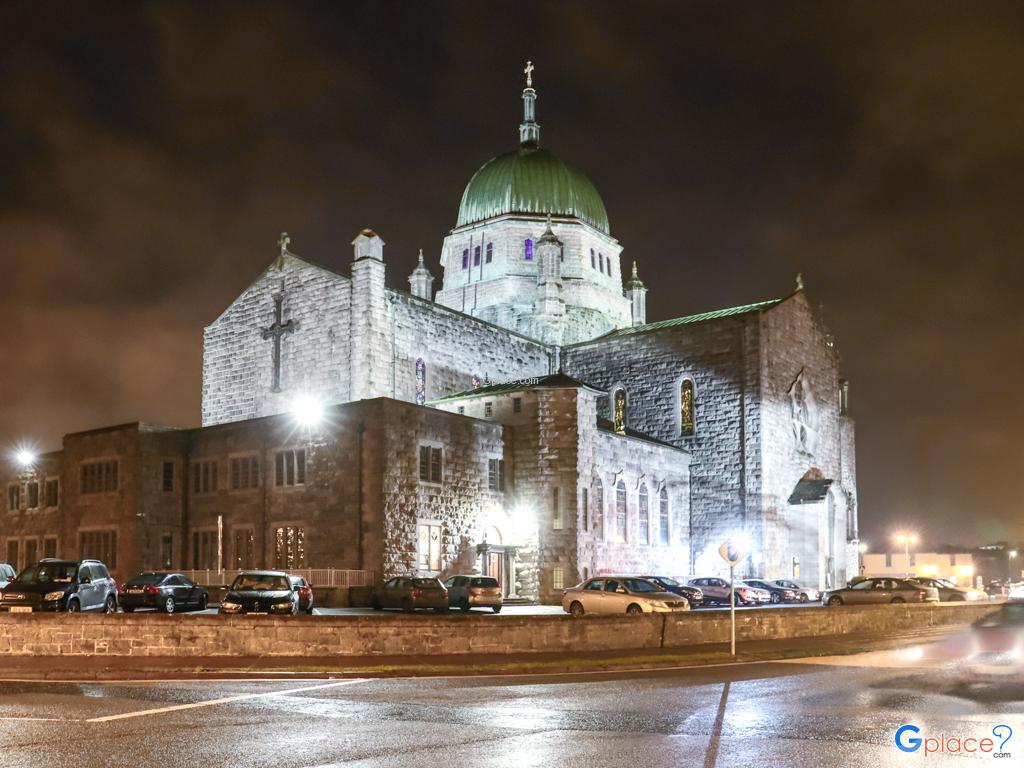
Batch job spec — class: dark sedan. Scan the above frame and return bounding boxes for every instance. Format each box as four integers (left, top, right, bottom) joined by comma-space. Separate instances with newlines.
119, 572, 209, 613
219, 571, 299, 615
371, 577, 448, 612
640, 575, 703, 607
743, 578, 799, 604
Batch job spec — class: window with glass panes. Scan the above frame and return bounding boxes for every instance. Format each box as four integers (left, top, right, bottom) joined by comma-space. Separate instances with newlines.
659, 488, 670, 545
418, 446, 442, 483
615, 481, 627, 542
275, 450, 305, 487
230, 455, 260, 490
638, 484, 650, 545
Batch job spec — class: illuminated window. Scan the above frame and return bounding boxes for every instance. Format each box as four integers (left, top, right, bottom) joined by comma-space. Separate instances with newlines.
233, 528, 255, 569
613, 388, 627, 435
552, 486, 563, 529
524, 238, 533, 261
638, 484, 649, 545
680, 378, 695, 437
415, 358, 427, 405
553, 567, 565, 590
274, 450, 305, 487
417, 521, 442, 571
273, 526, 306, 569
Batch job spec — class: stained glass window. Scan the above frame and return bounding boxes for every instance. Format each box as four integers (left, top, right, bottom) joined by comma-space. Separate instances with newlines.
659, 488, 670, 545
680, 378, 695, 436
415, 358, 426, 405
524, 238, 533, 261
638, 484, 649, 544
613, 388, 627, 435
615, 480, 627, 542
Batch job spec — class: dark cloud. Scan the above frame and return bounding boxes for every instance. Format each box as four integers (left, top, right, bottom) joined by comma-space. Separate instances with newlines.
1, 0, 1022, 546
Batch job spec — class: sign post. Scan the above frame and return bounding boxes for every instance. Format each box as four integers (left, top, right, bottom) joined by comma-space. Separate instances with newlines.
719, 538, 746, 656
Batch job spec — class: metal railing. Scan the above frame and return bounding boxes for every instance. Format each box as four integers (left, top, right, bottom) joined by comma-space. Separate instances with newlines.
178, 568, 376, 588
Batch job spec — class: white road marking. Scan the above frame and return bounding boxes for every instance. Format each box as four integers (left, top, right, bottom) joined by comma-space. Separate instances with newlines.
84, 678, 369, 723
0, 716, 73, 722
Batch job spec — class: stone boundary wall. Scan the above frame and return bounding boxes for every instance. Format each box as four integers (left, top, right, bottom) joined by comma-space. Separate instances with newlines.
0, 603, 998, 658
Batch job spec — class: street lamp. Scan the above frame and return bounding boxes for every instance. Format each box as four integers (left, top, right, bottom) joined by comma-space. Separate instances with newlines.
15, 450, 36, 468
291, 394, 324, 427
895, 532, 919, 577
1009, 549, 1019, 582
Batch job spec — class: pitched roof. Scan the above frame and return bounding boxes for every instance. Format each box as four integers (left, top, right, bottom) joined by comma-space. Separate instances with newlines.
595, 418, 684, 450
429, 372, 602, 404
579, 297, 784, 342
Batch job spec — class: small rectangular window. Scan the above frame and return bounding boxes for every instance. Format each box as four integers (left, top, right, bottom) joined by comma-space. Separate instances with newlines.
26, 482, 39, 509
43, 536, 57, 559
524, 238, 533, 261
192, 460, 219, 494
485, 242, 493, 263
230, 456, 260, 490
552, 486, 563, 530
582, 487, 589, 531
80, 460, 119, 494
419, 446, 442, 484
162, 461, 174, 492
462, 249, 469, 269
45, 479, 59, 507
487, 459, 506, 492
484, 401, 493, 417
512, 397, 522, 413
457, 406, 465, 415
473, 245, 481, 266
553, 567, 565, 591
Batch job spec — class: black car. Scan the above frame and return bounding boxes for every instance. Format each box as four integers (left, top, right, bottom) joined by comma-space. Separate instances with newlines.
219, 571, 299, 615
119, 572, 209, 613
743, 578, 799, 604
641, 576, 704, 607
0, 558, 118, 613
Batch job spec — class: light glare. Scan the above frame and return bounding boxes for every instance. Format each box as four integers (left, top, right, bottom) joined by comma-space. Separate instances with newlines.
292, 394, 324, 427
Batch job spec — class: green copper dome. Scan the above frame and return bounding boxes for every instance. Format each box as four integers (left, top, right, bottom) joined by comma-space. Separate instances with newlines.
456, 147, 610, 235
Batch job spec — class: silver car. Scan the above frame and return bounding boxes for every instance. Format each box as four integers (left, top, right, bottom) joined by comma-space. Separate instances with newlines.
822, 577, 939, 606
562, 576, 690, 616
443, 575, 503, 613
771, 579, 820, 603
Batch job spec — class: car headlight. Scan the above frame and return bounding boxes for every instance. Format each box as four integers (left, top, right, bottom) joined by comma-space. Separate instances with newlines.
273, 601, 293, 610
43, 590, 66, 602
220, 601, 240, 610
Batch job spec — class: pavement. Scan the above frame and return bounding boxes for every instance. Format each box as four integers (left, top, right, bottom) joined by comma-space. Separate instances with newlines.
1, 639, 1021, 768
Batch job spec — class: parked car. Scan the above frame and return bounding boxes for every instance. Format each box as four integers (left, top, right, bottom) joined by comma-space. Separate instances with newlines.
119, 572, 209, 613
960, 602, 1024, 684
289, 575, 314, 614
686, 576, 765, 607
736, 581, 773, 605
442, 575, 502, 613
822, 577, 940, 606
770, 579, 820, 603
743, 579, 798, 604
0, 562, 16, 589
371, 577, 449, 612
908, 577, 987, 602
0, 558, 117, 613
640, 576, 703, 608
219, 571, 298, 615
562, 576, 690, 616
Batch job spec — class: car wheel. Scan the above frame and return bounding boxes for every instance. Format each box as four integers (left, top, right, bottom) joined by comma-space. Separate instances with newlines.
371, 597, 382, 610
306, 606, 314, 615
827, 596, 843, 607
626, 603, 643, 616
890, 597, 906, 604
66, 599, 80, 613
199, 594, 208, 611
434, 606, 448, 613
492, 606, 501, 614
569, 601, 584, 617
164, 596, 175, 614
104, 596, 117, 614
770, 593, 781, 604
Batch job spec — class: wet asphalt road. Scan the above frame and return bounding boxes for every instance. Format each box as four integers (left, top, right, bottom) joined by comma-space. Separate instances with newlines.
2, 648, 1022, 768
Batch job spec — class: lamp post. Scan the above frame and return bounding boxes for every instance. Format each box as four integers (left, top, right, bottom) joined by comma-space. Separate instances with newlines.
895, 532, 919, 577
1009, 549, 1019, 582
858, 542, 868, 575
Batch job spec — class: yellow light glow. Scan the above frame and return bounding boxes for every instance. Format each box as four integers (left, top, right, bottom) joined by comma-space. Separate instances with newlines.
956, 565, 975, 577
917, 564, 939, 577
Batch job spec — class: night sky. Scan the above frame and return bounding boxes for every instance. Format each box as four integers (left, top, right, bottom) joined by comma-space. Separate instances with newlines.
2, 1, 1022, 549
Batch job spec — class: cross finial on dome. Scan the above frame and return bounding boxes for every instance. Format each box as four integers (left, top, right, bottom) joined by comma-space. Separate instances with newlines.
524, 60, 534, 89
418, 248, 424, 264
796, 272, 804, 291
278, 232, 290, 256
519, 62, 540, 147
632, 261, 639, 279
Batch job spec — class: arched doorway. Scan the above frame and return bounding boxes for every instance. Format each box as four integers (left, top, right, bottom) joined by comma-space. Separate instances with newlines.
479, 526, 512, 597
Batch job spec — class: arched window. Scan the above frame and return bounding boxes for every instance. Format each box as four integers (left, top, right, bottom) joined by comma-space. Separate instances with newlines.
485, 242, 493, 263
590, 248, 596, 269
461, 249, 469, 269
473, 245, 481, 266
594, 478, 604, 539
415, 358, 426, 405
524, 239, 533, 261
598, 253, 604, 273
659, 488, 670, 545
612, 388, 627, 435
680, 378, 695, 437
615, 480, 627, 542
638, 484, 649, 545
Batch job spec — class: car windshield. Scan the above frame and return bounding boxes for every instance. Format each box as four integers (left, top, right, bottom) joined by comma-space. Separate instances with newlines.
650, 576, 678, 586
622, 579, 661, 593
413, 578, 442, 588
15, 563, 76, 584
935, 579, 959, 589
127, 573, 167, 586
470, 577, 498, 587
231, 575, 289, 591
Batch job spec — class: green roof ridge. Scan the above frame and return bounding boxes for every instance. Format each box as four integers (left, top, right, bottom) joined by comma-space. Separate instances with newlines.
596, 297, 784, 339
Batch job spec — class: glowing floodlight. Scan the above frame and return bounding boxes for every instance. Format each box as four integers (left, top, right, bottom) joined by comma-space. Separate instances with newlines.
15, 449, 36, 468
292, 394, 324, 427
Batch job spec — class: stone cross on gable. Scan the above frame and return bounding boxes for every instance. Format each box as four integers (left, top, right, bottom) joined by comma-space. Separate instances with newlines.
261, 294, 296, 392
524, 60, 534, 88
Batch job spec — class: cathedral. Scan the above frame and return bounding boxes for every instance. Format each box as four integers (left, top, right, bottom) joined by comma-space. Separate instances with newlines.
2, 67, 858, 602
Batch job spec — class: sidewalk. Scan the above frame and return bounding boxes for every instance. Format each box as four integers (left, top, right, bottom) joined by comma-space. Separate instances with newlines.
0, 625, 965, 681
